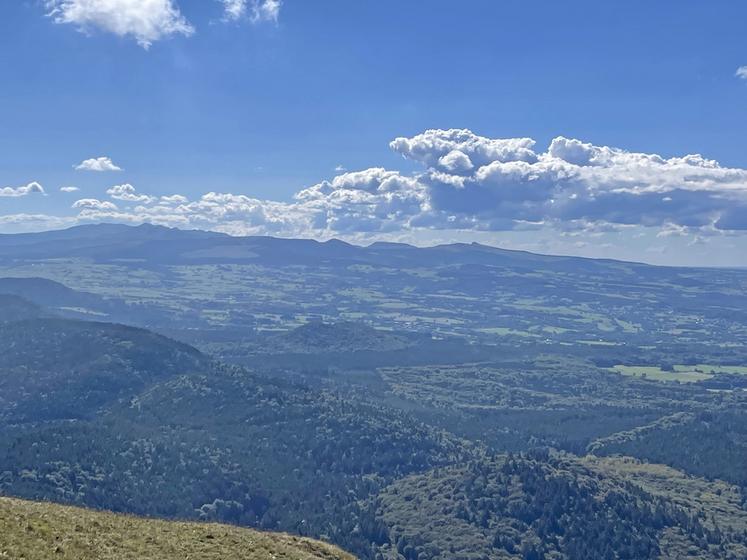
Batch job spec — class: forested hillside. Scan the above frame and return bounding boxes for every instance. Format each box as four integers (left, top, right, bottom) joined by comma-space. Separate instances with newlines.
1, 230, 747, 559
0, 317, 206, 422
376, 453, 747, 560
0, 294, 44, 323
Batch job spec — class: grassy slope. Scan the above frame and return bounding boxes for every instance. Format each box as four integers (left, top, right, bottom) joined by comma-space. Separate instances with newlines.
0, 497, 355, 560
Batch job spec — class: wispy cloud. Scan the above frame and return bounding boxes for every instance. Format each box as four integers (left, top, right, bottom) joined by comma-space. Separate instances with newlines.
75, 156, 122, 172
220, 0, 246, 21
60, 186, 80, 193
219, 0, 281, 23
736, 66, 747, 80
250, 0, 281, 23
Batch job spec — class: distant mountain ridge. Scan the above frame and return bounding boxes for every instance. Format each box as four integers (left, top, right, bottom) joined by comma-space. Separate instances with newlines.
0, 223, 660, 270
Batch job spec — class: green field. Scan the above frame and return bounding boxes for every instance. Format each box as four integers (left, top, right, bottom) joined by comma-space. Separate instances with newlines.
610, 363, 747, 383
679, 363, 747, 374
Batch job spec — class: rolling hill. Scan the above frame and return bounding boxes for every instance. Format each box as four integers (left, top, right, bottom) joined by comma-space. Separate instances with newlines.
0, 294, 45, 323
0, 316, 207, 422
376, 453, 747, 560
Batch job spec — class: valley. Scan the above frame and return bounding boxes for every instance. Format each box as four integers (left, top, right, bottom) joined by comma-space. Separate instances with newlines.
1, 225, 746, 559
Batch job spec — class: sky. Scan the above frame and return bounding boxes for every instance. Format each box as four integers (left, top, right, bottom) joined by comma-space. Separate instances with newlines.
2, 0, 747, 266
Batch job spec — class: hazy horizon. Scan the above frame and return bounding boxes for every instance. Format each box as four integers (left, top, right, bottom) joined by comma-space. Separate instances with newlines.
4, 220, 747, 270
2, 1, 747, 267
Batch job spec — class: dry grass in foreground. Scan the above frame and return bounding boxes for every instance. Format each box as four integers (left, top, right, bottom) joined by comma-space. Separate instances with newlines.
0, 496, 355, 560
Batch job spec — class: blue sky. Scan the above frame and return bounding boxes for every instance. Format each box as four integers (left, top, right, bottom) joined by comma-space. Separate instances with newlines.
2, 0, 747, 266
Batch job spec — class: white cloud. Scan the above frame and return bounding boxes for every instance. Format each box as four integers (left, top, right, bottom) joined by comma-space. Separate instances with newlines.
438, 150, 474, 173
160, 194, 189, 204
220, 0, 246, 20
391, 129, 538, 169
46, 0, 194, 49
71, 191, 308, 235
57, 132, 747, 237
387, 129, 747, 233
11, 130, 747, 244
107, 184, 156, 203
250, 0, 281, 23
73, 198, 119, 211
75, 156, 122, 172
0, 182, 45, 198
60, 186, 80, 193
736, 66, 747, 80
219, 0, 280, 23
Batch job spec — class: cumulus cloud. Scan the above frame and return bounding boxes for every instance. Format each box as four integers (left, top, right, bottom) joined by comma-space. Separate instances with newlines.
107, 184, 156, 203
438, 150, 474, 173
386, 129, 747, 234
60, 186, 80, 193
75, 156, 122, 172
46, 0, 193, 49
73, 198, 119, 211
0, 182, 45, 198
391, 129, 538, 170
69, 191, 307, 235
11, 129, 747, 241
294, 168, 427, 233
219, 0, 281, 23
736, 66, 747, 80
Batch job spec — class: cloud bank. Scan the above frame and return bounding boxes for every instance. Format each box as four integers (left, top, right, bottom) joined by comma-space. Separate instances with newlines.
382, 129, 747, 234
6, 130, 747, 243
